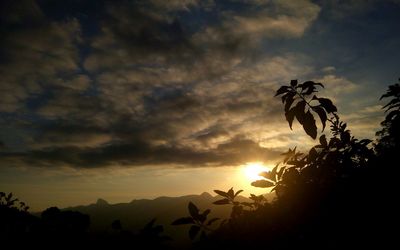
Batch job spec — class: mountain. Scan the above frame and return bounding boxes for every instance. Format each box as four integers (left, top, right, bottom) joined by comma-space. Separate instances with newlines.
61, 192, 273, 247
64, 192, 235, 231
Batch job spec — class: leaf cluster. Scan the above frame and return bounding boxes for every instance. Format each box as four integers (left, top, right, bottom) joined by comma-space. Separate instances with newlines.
275, 80, 337, 139
171, 202, 219, 240
0, 192, 29, 212
376, 80, 400, 153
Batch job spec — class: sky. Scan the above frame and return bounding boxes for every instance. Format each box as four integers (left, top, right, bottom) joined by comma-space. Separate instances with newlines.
1, 0, 399, 211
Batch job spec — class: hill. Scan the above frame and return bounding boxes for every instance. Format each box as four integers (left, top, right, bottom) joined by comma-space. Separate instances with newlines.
60, 192, 273, 247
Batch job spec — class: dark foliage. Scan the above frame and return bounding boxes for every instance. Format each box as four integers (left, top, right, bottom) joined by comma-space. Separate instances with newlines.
0, 192, 170, 248
173, 77, 398, 249
172, 202, 219, 240
375, 80, 400, 155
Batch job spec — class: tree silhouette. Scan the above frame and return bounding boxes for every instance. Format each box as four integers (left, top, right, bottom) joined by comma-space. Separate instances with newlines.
185, 78, 396, 249
375, 79, 400, 155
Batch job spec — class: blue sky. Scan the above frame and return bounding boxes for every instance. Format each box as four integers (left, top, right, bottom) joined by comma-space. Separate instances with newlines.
1, 0, 399, 210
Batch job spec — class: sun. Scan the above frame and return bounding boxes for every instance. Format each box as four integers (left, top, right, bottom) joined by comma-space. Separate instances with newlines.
243, 162, 271, 182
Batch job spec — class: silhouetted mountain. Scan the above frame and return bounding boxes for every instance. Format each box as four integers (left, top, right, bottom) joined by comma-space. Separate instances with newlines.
60, 192, 270, 247
96, 198, 109, 206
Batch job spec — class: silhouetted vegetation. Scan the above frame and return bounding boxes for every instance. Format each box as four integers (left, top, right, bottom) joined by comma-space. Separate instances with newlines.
172, 78, 398, 249
2, 78, 399, 249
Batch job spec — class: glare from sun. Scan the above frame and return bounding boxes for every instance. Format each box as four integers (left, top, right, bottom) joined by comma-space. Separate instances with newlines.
243, 162, 271, 182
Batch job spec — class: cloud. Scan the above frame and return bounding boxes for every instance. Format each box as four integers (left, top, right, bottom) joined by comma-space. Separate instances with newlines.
194, 0, 320, 49
0, 136, 282, 168
317, 0, 400, 18
0, 0, 81, 112
31, 124, 112, 148
148, 0, 203, 11
1, 51, 316, 168
0, 0, 388, 170
315, 74, 358, 101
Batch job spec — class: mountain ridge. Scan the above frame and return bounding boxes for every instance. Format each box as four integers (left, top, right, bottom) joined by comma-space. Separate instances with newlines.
61, 192, 270, 231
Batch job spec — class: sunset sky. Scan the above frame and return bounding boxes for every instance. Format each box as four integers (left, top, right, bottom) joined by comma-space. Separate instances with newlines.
1, 0, 399, 211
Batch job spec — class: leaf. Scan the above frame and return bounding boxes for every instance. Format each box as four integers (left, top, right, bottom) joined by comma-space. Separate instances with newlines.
379, 83, 399, 100
385, 110, 399, 121
302, 110, 317, 139
6, 193, 12, 201
301, 81, 315, 89
308, 147, 317, 161
199, 209, 211, 222
318, 98, 337, 113
285, 107, 296, 129
319, 134, 327, 147
271, 163, 279, 178
251, 179, 275, 188
241, 202, 253, 207
301, 81, 316, 95
206, 218, 220, 226
340, 131, 351, 143
284, 93, 296, 112
294, 100, 307, 124
383, 98, 400, 110
282, 168, 300, 183
290, 79, 298, 87
227, 188, 234, 199
281, 92, 295, 104
172, 217, 194, 225
234, 190, 243, 197
201, 209, 211, 218
275, 86, 290, 96
213, 190, 228, 198
312, 105, 327, 131
281, 147, 296, 162
213, 198, 230, 205
259, 171, 272, 179
329, 137, 340, 147
189, 225, 201, 240
359, 139, 372, 146
277, 166, 286, 179
303, 86, 316, 95
188, 202, 199, 219
259, 171, 277, 182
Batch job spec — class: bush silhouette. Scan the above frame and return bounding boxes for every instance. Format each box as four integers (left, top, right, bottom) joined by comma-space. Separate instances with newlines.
174, 78, 398, 249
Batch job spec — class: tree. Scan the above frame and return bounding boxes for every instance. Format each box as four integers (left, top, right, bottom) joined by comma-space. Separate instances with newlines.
189, 78, 390, 249
375, 79, 400, 155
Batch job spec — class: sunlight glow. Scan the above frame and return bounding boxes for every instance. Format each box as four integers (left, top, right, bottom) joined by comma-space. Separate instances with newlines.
243, 162, 271, 182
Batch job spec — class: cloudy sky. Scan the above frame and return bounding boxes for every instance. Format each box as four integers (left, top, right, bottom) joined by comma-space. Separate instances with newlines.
1, 0, 399, 210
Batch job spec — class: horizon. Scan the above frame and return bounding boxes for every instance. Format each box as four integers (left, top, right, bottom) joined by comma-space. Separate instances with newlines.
1, 0, 400, 211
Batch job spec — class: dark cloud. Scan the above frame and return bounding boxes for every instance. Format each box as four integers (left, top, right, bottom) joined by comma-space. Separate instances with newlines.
0, 0, 81, 113
106, 5, 194, 54
0, 136, 281, 168
315, 0, 400, 19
